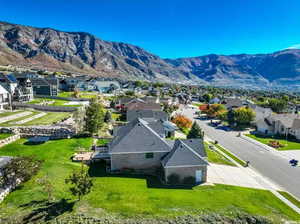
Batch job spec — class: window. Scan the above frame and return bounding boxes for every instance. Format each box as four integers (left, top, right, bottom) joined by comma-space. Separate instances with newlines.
145, 153, 154, 159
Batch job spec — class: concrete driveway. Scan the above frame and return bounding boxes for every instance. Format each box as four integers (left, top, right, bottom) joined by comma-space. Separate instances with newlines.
207, 164, 281, 190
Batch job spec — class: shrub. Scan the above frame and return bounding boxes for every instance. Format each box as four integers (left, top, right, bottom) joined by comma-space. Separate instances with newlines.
268, 140, 283, 148
167, 173, 180, 185
182, 176, 196, 185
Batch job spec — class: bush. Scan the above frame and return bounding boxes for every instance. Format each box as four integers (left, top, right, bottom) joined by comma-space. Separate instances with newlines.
268, 140, 283, 148
182, 176, 196, 185
167, 173, 180, 185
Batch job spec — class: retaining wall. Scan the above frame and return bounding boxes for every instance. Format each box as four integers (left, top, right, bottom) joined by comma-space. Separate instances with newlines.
12, 102, 78, 112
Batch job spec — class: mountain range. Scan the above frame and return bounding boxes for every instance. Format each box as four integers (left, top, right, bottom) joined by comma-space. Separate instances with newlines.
0, 21, 300, 89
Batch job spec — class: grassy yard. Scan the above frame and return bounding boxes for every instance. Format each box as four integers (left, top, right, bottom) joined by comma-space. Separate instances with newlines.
0, 138, 299, 222
0, 133, 13, 140
59, 91, 98, 99
24, 112, 71, 125
0, 111, 24, 118
278, 191, 300, 209
204, 142, 236, 166
246, 134, 300, 150
0, 112, 70, 126
0, 111, 40, 126
28, 98, 81, 107
211, 142, 247, 167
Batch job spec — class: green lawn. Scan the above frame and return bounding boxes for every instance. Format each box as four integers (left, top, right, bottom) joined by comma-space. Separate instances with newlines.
0, 111, 40, 127
59, 91, 98, 99
246, 134, 300, 151
28, 98, 81, 107
0, 133, 13, 140
204, 142, 236, 166
278, 191, 300, 209
0, 111, 24, 118
0, 112, 70, 126
0, 138, 299, 222
211, 142, 247, 167
23, 112, 71, 125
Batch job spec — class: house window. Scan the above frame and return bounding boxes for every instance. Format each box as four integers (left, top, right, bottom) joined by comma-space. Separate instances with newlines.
145, 153, 154, 159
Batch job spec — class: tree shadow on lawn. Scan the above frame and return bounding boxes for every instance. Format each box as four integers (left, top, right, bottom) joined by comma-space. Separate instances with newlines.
19, 198, 75, 224
88, 161, 193, 190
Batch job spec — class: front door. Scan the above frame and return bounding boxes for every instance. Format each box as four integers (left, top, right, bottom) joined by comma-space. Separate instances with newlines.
195, 170, 202, 183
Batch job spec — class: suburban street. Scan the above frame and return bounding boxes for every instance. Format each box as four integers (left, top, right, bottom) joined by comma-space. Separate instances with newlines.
183, 107, 300, 199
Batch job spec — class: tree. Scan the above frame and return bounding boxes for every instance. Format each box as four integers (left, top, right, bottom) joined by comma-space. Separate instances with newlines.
202, 93, 213, 103
171, 114, 193, 130
163, 103, 179, 115
203, 104, 227, 118
104, 110, 112, 123
227, 109, 235, 126
233, 107, 255, 126
267, 98, 287, 113
187, 122, 203, 139
65, 166, 93, 201
37, 174, 54, 202
84, 98, 105, 135
73, 88, 81, 98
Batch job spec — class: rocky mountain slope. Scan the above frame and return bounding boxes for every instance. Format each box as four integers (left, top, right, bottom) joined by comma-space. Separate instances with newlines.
0, 21, 300, 88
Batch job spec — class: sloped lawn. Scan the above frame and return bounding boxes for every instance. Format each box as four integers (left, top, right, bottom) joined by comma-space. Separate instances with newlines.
0, 138, 299, 222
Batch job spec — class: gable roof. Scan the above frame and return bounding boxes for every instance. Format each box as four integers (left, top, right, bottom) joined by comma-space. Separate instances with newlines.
161, 139, 208, 167
109, 118, 171, 154
126, 110, 168, 122
126, 101, 161, 111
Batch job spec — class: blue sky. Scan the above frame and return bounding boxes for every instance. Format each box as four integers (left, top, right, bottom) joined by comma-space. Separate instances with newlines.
1, 0, 300, 58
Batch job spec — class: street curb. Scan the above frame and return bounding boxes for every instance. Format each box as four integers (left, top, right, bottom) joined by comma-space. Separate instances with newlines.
240, 134, 292, 160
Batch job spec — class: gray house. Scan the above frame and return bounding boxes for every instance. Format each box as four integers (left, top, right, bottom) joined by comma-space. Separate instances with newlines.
107, 118, 207, 184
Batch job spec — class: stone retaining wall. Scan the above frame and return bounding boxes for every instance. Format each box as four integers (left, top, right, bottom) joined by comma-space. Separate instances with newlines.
1, 126, 75, 139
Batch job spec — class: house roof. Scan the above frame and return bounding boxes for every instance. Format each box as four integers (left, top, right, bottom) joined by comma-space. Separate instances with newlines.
224, 98, 246, 109
161, 139, 208, 167
109, 118, 171, 154
126, 110, 168, 122
266, 114, 300, 129
0, 84, 9, 94
126, 101, 161, 111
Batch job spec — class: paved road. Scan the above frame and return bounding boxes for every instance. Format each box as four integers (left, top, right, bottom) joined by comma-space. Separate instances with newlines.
182, 107, 300, 199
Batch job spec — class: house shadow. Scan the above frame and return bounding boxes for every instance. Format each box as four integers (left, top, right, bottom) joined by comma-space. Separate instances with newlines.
88, 161, 193, 190
19, 198, 75, 223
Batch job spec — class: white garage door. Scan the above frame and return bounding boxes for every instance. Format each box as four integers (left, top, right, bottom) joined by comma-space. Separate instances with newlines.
195, 170, 202, 183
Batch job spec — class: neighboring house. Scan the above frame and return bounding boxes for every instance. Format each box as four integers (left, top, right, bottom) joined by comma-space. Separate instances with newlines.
107, 118, 207, 184
93, 81, 120, 93
126, 100, 161, 111
0, 85, 10, 110
0, 73, 33, 102
160, 97, 173, 105
223, 98, 248, 110
249, 104, 272, 123
209, 97, 221, 104
256, 113, 300, 140
126, 110, 168, 122
31, 77, 59, 96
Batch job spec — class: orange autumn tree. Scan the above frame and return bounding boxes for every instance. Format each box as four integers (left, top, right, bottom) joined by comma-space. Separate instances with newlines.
203, 104, 227, 118
171, 114, 193, 130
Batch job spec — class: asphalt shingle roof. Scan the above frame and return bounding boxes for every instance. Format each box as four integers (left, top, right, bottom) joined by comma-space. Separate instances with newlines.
109, 118, 171, 154
161, 139, 208, 167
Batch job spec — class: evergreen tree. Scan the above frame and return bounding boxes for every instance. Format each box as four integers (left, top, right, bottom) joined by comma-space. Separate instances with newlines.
84, 98, 105, 135
187, 122, 204, 139
104, 110, 112, 123
65, 166, 93, 201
